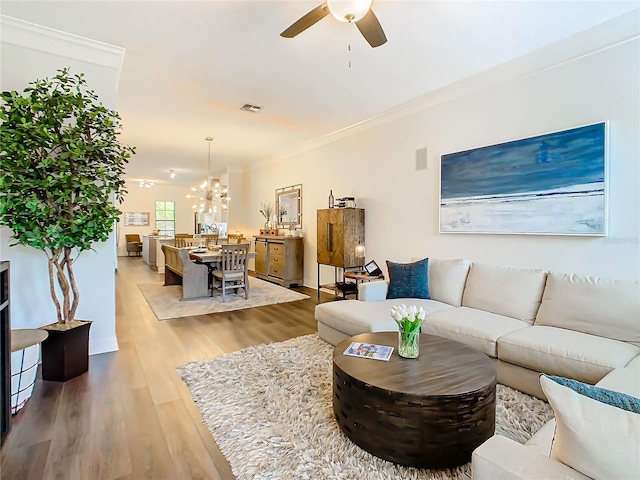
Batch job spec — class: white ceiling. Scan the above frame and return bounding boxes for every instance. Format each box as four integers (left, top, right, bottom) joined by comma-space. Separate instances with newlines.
2, 1, 638, 187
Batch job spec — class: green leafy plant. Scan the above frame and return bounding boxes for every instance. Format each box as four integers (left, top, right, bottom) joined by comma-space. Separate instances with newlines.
0, 68, 135, 324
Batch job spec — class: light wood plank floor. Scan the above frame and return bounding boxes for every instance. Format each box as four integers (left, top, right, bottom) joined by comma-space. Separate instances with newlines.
1, 256, 338, 480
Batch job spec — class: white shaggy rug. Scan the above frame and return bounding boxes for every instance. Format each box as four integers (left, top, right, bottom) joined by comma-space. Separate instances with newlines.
138, 277, 309, 320
178, 334, 554, 480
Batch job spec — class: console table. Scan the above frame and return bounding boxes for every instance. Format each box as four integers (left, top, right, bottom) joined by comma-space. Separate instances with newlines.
253, 236, 303, 288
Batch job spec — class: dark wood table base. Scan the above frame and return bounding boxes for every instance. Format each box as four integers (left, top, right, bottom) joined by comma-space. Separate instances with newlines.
333, 332, 496, 469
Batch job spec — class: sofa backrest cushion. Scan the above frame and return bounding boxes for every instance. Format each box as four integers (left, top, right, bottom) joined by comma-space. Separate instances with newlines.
535, 272, 640, 346
427, 258, 471, 307
462, 263, 546, 323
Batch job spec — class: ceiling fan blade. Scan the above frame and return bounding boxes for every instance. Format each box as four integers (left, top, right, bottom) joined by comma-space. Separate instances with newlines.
280, 3, 330, 38
355, 9, 387, 48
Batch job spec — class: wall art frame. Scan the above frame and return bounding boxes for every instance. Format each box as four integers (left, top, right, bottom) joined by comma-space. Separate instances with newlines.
439, 122, 607, 236
123, 212, 150, 226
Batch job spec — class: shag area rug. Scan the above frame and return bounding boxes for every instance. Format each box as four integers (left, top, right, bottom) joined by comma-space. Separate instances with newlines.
178, 334, 554, 480
138, 277, 309, 320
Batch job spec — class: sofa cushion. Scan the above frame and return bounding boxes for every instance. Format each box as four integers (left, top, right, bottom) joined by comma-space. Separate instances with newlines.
498, 325, 640, 384
462, 263, 546, 324
386, 258, 429, 299
422, 306, 529, 357
597, 366, 640, 397
427, 258, 471, 307
540, 375, 640, 480
315, 298, 452, 338
535, 272, 640, 346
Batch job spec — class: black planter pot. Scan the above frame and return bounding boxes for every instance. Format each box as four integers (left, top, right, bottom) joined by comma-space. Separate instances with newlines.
41, 320, 92, 382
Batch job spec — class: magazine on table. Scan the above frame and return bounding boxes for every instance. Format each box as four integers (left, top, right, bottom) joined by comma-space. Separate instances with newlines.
343, 342, 394, 361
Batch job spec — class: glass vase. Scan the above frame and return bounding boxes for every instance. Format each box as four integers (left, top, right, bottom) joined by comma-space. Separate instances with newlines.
398, 329, 420, 358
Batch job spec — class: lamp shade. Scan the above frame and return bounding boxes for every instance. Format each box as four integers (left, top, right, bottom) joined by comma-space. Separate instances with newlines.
355, 243, 366, 258
327, 0, 372, 22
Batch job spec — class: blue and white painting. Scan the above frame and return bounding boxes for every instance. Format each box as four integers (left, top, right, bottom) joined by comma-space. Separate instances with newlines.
440, 122, 606, 235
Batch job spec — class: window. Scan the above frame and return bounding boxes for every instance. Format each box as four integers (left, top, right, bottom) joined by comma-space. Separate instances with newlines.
155, 201, 175, 236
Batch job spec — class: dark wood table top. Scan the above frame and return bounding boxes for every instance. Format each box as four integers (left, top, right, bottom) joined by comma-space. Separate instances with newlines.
334, 332, 496, 397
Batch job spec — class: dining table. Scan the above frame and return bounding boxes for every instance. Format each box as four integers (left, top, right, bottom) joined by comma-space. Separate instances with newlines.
189, 247, 256, 295
188, 248, 256, 265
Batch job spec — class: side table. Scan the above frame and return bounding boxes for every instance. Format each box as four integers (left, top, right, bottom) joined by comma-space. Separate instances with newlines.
11, 329, 48, 414
343, 271, 384, 299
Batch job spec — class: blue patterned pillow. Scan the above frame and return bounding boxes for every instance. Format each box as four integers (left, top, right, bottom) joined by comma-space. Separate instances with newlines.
543, 375, 640, 413
386, 258, 430, 299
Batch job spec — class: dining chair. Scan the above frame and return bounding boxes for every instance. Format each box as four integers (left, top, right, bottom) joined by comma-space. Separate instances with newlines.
125, 234, 143, 256
174, 234, 193, 248
212, 243, 250, 301
227, 233, 245, 244
201, 233, 219, 247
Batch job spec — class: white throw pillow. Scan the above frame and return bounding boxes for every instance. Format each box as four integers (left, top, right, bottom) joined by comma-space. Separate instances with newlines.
540, 375, 640, 479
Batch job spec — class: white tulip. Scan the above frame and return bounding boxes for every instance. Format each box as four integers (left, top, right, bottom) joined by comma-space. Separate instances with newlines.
418, 307, 426, 321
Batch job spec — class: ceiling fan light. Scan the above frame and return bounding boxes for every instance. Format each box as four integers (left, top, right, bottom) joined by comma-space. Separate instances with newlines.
327, 0, 372, 23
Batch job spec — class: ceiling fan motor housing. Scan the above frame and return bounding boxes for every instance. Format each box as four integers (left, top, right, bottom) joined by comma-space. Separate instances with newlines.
327, 0, 373, 23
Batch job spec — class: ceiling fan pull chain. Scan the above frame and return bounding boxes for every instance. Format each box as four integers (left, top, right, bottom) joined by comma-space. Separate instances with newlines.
348, 24, 352, 68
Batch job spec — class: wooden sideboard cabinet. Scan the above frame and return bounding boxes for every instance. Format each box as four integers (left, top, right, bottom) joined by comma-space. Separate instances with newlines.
253, 236, 304, 288
317, 208, 365, 268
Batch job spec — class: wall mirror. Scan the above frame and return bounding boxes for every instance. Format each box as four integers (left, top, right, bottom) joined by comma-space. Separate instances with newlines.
276, 184, 302, 228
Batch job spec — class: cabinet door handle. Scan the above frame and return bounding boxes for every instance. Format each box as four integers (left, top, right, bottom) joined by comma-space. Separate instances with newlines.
326, 223, 332, 252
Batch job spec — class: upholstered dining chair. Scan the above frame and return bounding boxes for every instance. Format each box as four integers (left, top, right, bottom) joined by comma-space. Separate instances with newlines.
212, 243, 250, 301
125, 234, 142, 256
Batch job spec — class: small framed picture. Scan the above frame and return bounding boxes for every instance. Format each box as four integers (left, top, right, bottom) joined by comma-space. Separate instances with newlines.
364, 260, 382, 276
123, 212, 150, 226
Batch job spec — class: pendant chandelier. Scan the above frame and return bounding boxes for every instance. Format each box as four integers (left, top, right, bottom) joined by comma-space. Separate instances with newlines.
186, 137, 229, 214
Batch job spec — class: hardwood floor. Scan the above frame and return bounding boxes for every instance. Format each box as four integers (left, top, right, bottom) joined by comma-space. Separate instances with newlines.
1, 257, 338, 479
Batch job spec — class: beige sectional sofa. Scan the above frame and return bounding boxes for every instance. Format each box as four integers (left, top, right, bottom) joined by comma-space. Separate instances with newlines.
315, 258, 639, 398
315, 259, 640, 480
315, 258, 640, 479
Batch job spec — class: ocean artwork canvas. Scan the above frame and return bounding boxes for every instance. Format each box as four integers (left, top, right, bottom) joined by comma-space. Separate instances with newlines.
439, 122, 607, 235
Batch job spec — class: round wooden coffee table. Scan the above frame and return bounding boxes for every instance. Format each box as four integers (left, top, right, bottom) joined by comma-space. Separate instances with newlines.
333, 332, 496, 468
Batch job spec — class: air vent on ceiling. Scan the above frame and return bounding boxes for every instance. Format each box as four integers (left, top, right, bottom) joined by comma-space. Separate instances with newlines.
240, 103, 262, 113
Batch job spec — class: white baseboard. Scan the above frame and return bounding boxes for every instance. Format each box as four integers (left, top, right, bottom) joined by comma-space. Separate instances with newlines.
89, 336, 119, 355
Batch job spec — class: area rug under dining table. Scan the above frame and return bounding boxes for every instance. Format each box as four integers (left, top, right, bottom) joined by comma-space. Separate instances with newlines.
177, 334, 554, 480
138, 277, 310, 320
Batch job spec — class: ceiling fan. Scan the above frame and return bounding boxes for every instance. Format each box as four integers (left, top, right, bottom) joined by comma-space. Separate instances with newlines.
280, 0, 387, 48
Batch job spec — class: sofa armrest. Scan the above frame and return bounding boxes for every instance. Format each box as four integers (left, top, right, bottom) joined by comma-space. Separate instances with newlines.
358, 280, 388, 301
472, 435, 591, 480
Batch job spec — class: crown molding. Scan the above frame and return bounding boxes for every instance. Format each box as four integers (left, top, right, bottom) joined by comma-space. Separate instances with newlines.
1, 15, 125, 72
254, 9, 639, 167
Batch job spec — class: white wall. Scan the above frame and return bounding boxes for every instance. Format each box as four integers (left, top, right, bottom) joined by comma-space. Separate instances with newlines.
0, 17, 125, 354
117, 182, 199, 256
245, 22, 640, 287
120, 169, 251, 254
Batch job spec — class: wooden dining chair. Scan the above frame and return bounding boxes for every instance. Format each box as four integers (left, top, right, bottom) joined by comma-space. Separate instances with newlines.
227, 233, 244, 244
201, 233, 219, 247
212, 243, 250, 301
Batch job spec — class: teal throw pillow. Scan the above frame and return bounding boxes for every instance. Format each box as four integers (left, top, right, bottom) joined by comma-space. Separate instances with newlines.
386, 258, 430, 299
543, 375, 640, 413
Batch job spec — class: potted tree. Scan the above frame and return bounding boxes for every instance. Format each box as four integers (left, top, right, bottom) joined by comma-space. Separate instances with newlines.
0, 68, 135, 381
